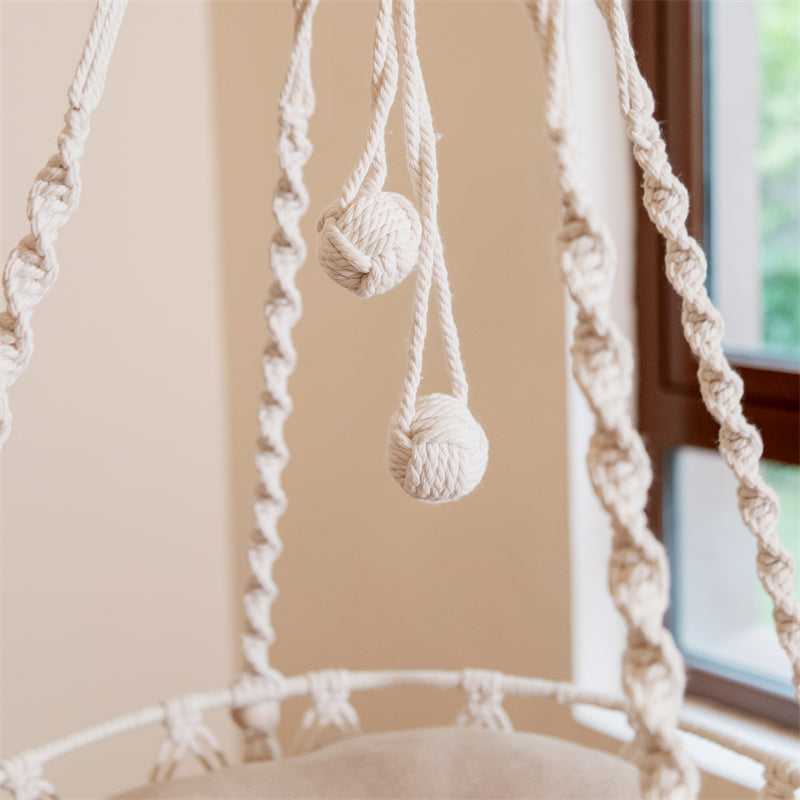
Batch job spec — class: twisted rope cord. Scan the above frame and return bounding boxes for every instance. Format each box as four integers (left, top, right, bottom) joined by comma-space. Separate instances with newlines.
233, 0, 319, 761
593, 0, 800, 702
393, 0, 468, 431
317, 0, 422, 299
384, 0, 488, 505
339, 0, 399, 206
0, 0, 127, 451
526, 1, 697, 797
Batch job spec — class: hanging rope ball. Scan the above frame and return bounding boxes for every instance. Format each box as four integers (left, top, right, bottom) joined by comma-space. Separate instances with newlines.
317, 190, 421, 298
388, 393, 488, 504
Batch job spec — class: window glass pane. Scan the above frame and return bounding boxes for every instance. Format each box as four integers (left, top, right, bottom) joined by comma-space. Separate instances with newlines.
706, 0, 800, 361
672, 447, 799, 697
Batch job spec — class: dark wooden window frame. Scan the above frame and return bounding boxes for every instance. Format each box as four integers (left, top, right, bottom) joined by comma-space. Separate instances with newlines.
631, 0, 800, 729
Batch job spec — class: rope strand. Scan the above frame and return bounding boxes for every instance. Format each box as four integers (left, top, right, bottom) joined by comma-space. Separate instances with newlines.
0, 0, 127, 451
232, 0, 320, 762
593, 0, 800, 702
386, 0, 488, 505
525, 2, 698, 796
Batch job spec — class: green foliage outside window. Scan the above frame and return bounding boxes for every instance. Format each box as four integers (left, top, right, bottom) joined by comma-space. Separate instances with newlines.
758, 0, 800, 355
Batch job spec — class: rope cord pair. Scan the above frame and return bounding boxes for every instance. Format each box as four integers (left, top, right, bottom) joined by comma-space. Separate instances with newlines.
318, 0, 489, 506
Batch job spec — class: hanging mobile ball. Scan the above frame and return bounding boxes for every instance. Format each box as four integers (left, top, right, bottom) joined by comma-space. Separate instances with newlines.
318, 191, 421, 298
387, 393, 488, 504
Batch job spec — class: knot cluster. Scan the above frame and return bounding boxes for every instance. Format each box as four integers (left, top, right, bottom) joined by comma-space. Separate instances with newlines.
388, 393, 488, 504
318, 191, 421, 298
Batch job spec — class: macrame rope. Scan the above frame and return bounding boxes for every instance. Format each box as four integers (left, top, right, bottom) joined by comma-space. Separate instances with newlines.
290, 670, 361, 755
2, 668, 797, 796
0, 755, 55, 800
149, 696, 227, 783
386, 0, 488, 505
0, 0, 127, 452
317, 0, 422, 299
232, 0, 320, 761
593, 0, 800, 701
455, 669, 514, 732
526, 2, 698, 798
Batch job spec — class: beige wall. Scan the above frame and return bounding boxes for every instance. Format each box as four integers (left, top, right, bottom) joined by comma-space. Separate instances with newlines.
1, 2, 748, 799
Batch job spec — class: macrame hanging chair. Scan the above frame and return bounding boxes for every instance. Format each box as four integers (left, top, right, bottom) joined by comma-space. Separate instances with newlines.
1, 0, 798, 798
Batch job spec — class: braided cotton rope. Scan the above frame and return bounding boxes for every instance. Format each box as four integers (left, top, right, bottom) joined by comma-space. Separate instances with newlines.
526, 1, 697, 797
231, 0, 320, 761
317, 0, 422, 299
385, 0, 488, 505
593, 0, 800, 702
0, 0, 127, 452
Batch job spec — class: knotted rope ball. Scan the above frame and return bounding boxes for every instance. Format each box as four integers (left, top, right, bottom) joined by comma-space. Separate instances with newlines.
318, 191, 421, 298
388, 393, 488, 504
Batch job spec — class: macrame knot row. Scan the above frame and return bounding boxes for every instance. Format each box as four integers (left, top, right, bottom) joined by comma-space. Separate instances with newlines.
456, 670, 513, 732
388, 393, 488, 504
150, 695, 227, 783
0, 755, 55, 800
292, 670, 361, 754
318, 191, 421, 298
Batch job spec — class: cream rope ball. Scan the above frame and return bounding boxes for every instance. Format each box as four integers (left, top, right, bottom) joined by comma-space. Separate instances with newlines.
317, 191, 421, 298
388, 393, 488, 504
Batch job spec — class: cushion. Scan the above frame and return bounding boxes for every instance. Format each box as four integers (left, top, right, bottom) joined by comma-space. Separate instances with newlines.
112, 726, 640, 799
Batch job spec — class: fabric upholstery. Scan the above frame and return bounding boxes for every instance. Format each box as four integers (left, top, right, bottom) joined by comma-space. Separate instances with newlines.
112, 726, 640, 799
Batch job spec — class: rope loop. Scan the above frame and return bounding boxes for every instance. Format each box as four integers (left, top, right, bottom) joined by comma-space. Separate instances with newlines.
0, 755, 56, 800
292, 670, 361, 755
149, 695, 227, 783
386, 0, 487, 503
455, 669, 513, 732
318, 0, 421, 298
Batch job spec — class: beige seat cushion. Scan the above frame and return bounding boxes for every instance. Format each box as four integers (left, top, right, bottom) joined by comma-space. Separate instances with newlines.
113, 726, 639, 799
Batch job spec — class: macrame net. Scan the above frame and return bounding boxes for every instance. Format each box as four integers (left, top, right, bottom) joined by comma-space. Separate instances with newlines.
1, 1, 797, 799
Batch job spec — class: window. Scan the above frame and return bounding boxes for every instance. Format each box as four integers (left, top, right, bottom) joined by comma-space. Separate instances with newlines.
632, 0, 799, 728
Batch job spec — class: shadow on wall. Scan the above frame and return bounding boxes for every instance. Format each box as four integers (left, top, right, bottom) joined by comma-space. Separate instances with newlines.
208, 0, 580, 747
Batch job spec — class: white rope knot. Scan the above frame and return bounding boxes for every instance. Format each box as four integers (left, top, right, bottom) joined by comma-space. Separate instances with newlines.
231, 671, 286, 761
317, 191, 421, 297
0, 755, 55, 800
388, 393, 488, 504
150, 695, 227, 783
456, 670, 513, 732
292, 669, 361, 754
